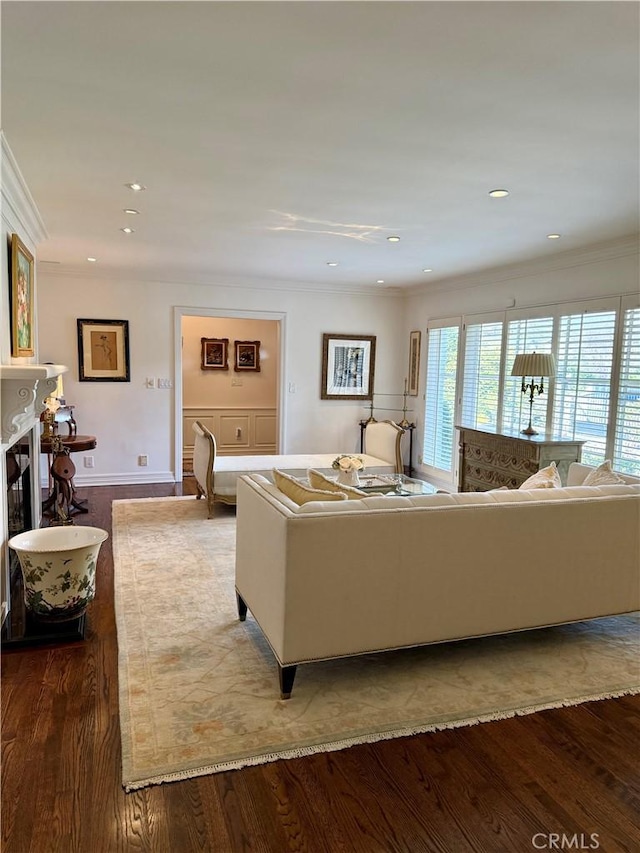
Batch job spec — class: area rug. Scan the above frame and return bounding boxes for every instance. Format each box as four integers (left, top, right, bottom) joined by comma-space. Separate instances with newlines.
113, 496, 640, 792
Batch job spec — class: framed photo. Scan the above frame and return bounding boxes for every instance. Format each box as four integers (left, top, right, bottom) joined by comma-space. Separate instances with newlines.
201, 337, 229, 370
10, 233, 35, 357
321, 333, 376, 400
234, 340, 261, 372
408, 330, 421, 396
77, 319, 130, 382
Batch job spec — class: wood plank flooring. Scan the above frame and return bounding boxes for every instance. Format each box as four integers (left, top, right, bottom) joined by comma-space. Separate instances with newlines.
2, 481, 639, 853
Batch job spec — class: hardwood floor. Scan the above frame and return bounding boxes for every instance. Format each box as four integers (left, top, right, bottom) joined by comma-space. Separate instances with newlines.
2, 480, 639, 853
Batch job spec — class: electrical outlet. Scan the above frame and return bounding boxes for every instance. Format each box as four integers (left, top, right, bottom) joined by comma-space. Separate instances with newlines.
288, 382, 296, 393
138, 454, 148, 467
83, 456, 94, 468
231, 376, 243, 387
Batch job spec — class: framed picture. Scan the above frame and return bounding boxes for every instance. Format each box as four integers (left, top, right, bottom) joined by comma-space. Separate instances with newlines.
201, 337, 229, 370
10, 233, 35, 357
77, 319, 130, 382
321, 333, 376, 400
408, 330, 421, 396
234, 340, 261, 372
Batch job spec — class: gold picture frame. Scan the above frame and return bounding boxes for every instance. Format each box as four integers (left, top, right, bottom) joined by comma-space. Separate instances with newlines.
234, 340, 261, 372
77, 318, 130, 382
408, 330, 421, 396
201, 337, 229, 370
321, 333, 376, 400
10, 233, 35, 357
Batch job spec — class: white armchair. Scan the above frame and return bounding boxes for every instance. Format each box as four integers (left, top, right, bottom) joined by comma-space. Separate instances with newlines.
363, 420, 404, 474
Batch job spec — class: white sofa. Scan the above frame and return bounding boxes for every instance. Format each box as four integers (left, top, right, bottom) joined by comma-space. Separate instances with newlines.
192, 420, 396, 516
235, 463, 640, 698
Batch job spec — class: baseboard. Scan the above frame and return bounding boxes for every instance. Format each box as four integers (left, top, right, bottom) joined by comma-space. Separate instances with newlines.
40, 471, 177, 487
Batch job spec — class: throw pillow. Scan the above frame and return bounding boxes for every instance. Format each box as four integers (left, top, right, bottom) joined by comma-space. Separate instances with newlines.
307, 468, 367, 497
582, 460, 625, 486
519, 462, 562, 490
272, 469, 348, 505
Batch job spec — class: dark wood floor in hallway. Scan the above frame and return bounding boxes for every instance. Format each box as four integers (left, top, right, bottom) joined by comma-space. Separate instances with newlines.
2, 480, 639, 853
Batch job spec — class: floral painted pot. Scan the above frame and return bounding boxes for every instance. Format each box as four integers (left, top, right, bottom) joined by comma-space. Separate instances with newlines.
8, 526, 108, 622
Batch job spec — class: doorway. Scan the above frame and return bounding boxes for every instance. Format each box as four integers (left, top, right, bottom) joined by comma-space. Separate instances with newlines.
173, 307, 286, 482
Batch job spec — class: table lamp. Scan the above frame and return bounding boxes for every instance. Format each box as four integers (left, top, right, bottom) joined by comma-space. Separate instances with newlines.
511, 352, 556, 436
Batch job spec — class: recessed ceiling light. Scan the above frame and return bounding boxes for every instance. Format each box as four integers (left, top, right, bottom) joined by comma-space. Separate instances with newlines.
376, 279, 385, 284
547, 233, 561, 239
387, 236, 401, 242
123, 208, 140, 215
87, 257, 98, 263
326, 261, 339, 267
125, 182, 146, 192
120, 227, 135, 234
488, 189, 509, 198
422, 268, 433, 273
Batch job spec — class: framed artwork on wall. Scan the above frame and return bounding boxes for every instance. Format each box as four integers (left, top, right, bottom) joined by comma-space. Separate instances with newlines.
321, 333, 376, 400
201, 337, 229, 370
10, 233, 35, 357
408, 330, 421, 396
77, 318, 130, 382
234, 340, 261, 372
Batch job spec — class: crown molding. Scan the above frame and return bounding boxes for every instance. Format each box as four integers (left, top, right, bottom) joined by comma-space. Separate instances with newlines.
35, 263, 404, 298
406, 234, 639, 298
1, 132, 48, 245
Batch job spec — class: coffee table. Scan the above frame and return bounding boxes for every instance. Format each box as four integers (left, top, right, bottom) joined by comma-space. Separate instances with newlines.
355, 473, 437, 496
283, 469, 437, 497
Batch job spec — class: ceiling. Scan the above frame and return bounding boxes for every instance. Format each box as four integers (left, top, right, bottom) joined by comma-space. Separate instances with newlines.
2, 1, 638, 293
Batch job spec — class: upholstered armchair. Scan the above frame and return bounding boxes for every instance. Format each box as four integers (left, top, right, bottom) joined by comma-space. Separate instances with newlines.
363, 420, 404, 474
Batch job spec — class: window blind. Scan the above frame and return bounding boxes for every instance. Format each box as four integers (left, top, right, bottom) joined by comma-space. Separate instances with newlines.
461, 321, 503, 431
501, 317, 553, 434
613, 307, 640, 474
423, 325, 459, 472
552, 310, 616, 466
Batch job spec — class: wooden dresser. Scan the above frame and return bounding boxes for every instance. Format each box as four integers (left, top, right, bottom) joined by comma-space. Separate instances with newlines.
456, 426, 585, 491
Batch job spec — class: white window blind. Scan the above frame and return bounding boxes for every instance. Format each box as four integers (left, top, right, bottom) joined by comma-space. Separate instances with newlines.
423, 324, 460, 472
552, 310, 616, 466
461, 320, 503, 431
501, 317, 553, 434
613, 306, 640, 474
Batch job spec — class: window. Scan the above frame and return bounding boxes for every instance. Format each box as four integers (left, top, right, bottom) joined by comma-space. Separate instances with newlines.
420, 296, 640, 485
460, 319, 503, 431
502, 317, 553, 434
423, 323, 460, 473
552, 310, 617, 465
613, 306, 640, 474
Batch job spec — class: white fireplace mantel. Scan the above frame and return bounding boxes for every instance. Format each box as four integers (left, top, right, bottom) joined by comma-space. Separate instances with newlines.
1, 364, 68, 448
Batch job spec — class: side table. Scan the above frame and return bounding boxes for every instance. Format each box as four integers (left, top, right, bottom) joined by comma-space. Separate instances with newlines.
41, 434, 97, 519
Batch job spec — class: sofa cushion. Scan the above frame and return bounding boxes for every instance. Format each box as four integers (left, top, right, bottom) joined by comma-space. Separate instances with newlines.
307, 468, 367, 498
582, 459, 626, 486
272, 469, 348, 505
519, 461, 561, 489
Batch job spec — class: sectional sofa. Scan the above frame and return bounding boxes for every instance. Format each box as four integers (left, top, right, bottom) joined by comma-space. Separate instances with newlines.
235, 463, 640, 698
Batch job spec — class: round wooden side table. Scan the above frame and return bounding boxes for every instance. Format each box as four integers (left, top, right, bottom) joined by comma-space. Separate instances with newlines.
41, 434, 97, 520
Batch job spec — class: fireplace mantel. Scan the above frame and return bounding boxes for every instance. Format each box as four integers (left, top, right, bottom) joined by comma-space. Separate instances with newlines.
1, 364, 68, 448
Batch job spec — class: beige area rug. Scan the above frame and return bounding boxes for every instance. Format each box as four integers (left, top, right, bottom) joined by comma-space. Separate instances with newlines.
113, 496, 640, 792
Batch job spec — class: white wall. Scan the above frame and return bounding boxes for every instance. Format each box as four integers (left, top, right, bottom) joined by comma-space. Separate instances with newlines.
36, 274, 405, 484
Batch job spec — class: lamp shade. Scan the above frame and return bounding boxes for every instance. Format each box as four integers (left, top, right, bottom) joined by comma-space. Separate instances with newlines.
511, 352, 556, 378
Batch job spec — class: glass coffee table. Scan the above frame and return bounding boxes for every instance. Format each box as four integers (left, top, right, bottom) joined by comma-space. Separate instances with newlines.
355, 473, 437, 496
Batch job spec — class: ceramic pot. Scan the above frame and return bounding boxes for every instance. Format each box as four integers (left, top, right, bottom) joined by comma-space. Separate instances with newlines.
337, 469, 360, 487
8, 526, 108, 622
